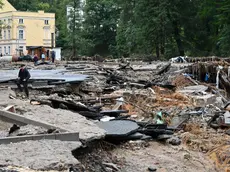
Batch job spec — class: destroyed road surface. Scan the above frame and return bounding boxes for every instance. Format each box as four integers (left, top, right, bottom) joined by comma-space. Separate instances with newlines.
1, 58, 230, 171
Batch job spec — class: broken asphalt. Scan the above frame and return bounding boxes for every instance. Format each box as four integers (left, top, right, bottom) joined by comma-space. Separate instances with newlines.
0, 58, 229, 171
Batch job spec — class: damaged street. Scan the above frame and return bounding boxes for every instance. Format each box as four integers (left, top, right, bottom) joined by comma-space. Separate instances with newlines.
2, 0, 230, 171
0, 59, 229, 172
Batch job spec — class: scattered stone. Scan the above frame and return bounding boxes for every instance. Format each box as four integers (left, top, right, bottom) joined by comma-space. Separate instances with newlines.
102, 162, 119, 171
8, 124, 20, 135
225, 129, 230, 135
9, 125, 49, 137
167, 136, 181, 146
191, 94, 217, 106
131, 115, 138, 118
59, 103, 68, 109
214, 97, 224, 107
183, 153, 191, 160
148, 167, 157, 171
105, 167, 113, 172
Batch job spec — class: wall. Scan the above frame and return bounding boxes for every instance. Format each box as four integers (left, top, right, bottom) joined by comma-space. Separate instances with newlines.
0, 10, 55, 56
52, 47, 61, 61
12, 11, 55, 47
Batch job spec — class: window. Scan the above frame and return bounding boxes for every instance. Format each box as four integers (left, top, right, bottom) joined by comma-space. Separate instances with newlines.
8, 30, 10, 39
19, 46, 23, 51
3, 19, 6, 23
44, 28, 50, 39
8, 19, 10, 24
0, 47, 2, 54
4, 30, 6, 39
4, 46, 6, 54
8, 46, 10, 55
44, 20, 49, 25
19, 30, 24, 39
19, 19, 23, 24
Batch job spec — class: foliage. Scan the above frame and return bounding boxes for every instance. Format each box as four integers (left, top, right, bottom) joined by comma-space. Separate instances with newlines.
82, 0, 121, 56
7, 0, 230, 58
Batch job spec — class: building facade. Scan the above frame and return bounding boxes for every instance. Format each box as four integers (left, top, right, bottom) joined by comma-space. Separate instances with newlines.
0, 0, 55, 56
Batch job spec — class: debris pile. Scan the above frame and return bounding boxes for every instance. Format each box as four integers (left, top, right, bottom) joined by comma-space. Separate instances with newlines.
0, 59, 230, 171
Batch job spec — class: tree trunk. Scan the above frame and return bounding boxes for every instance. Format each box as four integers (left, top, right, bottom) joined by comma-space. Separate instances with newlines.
173, 21, 184, 56
72, 0, 77, 59
156, 44, 160, 59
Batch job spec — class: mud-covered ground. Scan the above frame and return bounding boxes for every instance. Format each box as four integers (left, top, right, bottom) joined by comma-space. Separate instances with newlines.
114, 142, 216, 172
73, 140, 216, 172
0, 61, 220, 172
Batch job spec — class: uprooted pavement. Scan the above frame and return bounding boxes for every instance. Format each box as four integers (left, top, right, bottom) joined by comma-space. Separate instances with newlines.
0, 59, 230, 171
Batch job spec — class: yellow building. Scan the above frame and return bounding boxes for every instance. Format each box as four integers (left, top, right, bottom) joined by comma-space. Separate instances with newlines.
0, 0, 55, 57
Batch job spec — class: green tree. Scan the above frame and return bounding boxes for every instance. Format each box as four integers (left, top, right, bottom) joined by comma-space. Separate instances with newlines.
8, 0, 38, 11
83, 0, 120, 56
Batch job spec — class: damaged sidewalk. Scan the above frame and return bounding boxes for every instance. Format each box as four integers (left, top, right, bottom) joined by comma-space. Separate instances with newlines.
0, 59, 229, 171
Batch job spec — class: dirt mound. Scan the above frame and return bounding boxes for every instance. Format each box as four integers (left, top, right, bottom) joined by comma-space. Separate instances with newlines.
172, 75, 194, 88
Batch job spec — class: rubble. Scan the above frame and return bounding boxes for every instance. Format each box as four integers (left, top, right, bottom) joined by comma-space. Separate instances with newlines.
21, 105, 106, 142
0, 59, 229, 171
0, 140, 81, 171
8, 125, 50, 137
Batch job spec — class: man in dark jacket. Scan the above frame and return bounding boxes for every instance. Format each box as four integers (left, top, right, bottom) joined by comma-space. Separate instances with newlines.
33, 54, 39, 66
17, 64, 31, 97
51, 51, 55, 63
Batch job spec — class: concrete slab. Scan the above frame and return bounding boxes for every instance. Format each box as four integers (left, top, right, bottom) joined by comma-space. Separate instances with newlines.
0, 140, 81, 170
0, 132, 79, 144
0, 69, 89, 84
178, 85, 208, 94
0, 110, 67, 132
191, 94, 217, 106
21, 105, 105, 142
0, 87, 105, 142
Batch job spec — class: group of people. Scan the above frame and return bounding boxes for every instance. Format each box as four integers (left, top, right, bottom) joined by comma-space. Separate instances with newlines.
33, 51, 56, 65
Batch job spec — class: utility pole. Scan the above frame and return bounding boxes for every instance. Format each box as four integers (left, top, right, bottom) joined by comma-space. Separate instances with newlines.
51, 33, 54, 49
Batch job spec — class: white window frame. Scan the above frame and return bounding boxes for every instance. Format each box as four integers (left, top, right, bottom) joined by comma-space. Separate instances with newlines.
0, 30, 2, 40
8, 46, 10, 55
19, 19, 24, 24
8, 29, 11, 39
3, 30, 6, 40
18, 29, 24, 39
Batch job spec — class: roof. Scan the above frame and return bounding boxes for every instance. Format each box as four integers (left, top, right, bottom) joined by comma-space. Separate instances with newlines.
0, 0, 17, 13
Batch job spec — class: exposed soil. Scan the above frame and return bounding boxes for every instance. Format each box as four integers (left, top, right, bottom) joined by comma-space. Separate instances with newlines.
114, 142, 216, 172
72, 140, 216, 172
0, 61, 225, 172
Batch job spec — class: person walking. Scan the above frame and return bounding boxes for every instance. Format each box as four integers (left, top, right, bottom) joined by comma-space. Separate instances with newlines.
33, 54, 38, 65
51, 51, 55, 63
41, 52, 45, 62
17, 64, 31, 97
